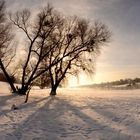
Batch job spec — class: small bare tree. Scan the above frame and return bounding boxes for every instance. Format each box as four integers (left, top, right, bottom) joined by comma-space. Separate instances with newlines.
0, 0, 16, 92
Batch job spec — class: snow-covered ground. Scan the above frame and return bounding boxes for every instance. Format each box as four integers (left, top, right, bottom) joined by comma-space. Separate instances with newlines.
0, 82, 140, 140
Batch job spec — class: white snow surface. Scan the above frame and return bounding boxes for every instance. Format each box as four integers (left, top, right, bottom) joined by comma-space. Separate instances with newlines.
0, 82, 140, 140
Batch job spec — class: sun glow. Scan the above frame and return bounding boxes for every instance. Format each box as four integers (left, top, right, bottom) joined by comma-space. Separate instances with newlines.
68, 72, 94, 87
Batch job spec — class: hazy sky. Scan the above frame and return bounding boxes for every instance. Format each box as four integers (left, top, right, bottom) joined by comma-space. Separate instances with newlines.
6, 0, 140, 84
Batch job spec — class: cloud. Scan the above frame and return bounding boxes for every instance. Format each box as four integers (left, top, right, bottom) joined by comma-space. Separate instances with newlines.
6, 0, 92, 16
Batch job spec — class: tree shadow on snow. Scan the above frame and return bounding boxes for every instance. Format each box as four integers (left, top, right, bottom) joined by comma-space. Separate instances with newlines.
5, 96, 137, 140
92, 99, 140, 138
0, 94, 17, 114
5, 96, 62, 140
53, 97, 135, 140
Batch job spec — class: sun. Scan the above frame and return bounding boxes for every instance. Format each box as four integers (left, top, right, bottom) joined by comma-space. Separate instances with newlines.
68, 76, 78, 87
68, 72, 94, 87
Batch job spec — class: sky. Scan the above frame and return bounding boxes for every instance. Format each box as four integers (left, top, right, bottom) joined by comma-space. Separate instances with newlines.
6, 0, 140, 85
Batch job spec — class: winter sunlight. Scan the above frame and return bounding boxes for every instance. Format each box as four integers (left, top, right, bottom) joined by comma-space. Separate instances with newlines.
0, 0, 140, 140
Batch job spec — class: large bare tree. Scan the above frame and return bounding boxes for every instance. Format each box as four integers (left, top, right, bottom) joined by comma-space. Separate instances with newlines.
40, 17, 111, 95
9, 5, 68, 96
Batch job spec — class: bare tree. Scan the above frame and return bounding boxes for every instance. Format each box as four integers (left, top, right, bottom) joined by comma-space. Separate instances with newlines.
7, 3, 111, 102
40, 17, 111, 95
0, 0, 17, 92
9, 4, 67, 97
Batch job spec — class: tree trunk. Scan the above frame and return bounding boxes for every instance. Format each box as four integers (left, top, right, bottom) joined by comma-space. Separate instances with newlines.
24, 85, 32, 103
24, 90, 30, 103
18, 86, 28, 95
50, 85, 57, 96
0, 59, 16, 93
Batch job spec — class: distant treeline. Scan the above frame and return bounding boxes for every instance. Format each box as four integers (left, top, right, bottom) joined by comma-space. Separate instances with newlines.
81, 78, 140, 90
101, 78, 140, 86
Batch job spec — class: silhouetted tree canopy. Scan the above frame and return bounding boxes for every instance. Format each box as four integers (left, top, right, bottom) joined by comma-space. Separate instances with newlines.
37, 8, 111, 95
0, 3, 111, 102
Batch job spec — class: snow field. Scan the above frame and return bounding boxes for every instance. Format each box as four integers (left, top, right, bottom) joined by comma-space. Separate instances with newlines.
0, 82, 140, 140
